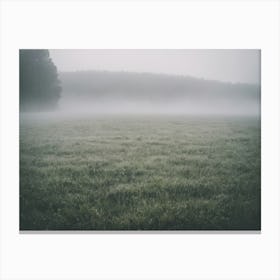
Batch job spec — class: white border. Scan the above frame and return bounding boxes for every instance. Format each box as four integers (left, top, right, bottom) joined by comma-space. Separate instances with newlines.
1, 1, 279, 279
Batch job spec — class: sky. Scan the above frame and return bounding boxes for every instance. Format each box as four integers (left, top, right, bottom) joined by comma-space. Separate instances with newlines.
50, 49, 260, 85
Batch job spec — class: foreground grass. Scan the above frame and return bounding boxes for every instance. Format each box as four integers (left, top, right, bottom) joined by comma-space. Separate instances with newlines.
20, 115, 261, 230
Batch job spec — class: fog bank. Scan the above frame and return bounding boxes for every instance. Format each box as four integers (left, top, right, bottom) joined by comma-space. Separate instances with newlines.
57, 70, 260, 116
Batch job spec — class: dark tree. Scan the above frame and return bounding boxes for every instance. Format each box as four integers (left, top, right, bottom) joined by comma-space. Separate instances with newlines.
20, 49, 61, 111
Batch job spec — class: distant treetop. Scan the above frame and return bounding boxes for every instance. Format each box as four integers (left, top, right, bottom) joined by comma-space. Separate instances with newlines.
20, 49, 61, 111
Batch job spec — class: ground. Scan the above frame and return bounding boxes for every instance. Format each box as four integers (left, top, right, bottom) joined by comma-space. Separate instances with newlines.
20, 115, 261, 230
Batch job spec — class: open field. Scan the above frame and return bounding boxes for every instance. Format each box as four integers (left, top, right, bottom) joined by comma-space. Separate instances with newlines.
20, 115, 261, 230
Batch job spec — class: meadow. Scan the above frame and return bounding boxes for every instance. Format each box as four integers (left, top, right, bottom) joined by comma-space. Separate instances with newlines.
20, 115, 261, 230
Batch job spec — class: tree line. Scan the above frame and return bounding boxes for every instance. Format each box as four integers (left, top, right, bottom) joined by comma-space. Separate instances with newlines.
59, 70, 260, 102
20, 50, 260, 111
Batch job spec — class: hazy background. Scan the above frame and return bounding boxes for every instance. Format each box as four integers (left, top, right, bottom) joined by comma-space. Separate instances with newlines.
50, 49, 260, 84
48, 49, 261, 115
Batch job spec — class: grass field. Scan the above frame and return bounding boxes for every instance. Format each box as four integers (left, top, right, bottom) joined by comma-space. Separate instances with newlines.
20, 115, 261, 230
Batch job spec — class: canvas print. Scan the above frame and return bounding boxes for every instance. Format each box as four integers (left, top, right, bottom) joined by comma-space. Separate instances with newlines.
20, 49, 261, 230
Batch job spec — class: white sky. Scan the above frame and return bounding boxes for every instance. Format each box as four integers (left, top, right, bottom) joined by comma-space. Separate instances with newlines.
50, 49, 260, 84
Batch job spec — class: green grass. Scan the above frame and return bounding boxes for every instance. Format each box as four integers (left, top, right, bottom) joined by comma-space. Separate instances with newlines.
20, 115, 261, 230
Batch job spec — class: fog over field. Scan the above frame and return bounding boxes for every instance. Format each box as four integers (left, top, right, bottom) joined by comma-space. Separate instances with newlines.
20, 49, 261, 230
56, 70, 260, 116
49, 49, 261, 116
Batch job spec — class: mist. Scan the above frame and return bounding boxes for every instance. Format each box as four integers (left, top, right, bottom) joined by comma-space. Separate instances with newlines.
55, 69, 260, 117
50, 49, 260, 85
20, 49, 261, 117
20, 49, 261, 231
57, 99, 259, 116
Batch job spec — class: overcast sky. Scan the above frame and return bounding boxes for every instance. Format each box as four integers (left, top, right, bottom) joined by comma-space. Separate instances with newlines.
50, 49, 260, 84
